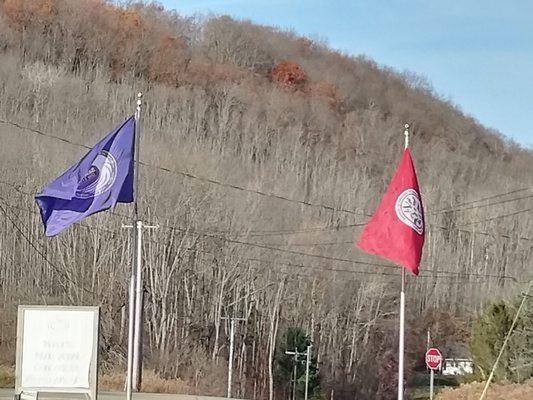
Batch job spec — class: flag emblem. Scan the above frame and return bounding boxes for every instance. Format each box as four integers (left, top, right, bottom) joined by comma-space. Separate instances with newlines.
395, 188, 423, 234
75, 150, 118, 199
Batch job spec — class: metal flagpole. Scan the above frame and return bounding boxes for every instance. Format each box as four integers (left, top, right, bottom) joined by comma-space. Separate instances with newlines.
429, 368, 434, 400
398, 268, 406, 400
427, 328, 433, 400
397, 124, 410, 400
126, 92, 143, 400
126, 267, 136, 400
132, 94, 158, 391
132, 220, 143, 391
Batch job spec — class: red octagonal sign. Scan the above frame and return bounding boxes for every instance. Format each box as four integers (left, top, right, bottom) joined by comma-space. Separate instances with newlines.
425, 348, 442, 370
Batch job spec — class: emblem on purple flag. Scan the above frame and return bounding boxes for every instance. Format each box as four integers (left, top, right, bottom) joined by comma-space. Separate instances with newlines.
35, 117, 135, 236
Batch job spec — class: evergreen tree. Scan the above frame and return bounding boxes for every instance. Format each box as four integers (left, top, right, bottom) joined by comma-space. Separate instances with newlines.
470, 296, 533, 382
276, 327, 320, 399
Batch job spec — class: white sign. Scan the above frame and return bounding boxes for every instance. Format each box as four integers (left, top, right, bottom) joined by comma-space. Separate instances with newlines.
16, 306, 99, 400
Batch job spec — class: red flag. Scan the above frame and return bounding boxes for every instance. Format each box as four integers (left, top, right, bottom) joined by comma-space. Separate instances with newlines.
357, 148, 425, 275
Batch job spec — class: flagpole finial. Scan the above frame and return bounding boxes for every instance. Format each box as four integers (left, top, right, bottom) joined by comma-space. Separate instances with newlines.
135, 93, 143, 120
136, 92, 142, 111
404, 123, 410, 149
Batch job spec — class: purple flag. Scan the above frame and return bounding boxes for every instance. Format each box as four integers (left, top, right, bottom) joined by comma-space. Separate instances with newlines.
35, 117, 135, 236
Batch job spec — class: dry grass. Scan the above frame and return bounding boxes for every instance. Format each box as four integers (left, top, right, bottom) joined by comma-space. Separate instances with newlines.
436, 379, 533, 400
0, 366, 195, 393
99, 370, 194, 394
1, 366, 220, 395
0, 366, 14, 388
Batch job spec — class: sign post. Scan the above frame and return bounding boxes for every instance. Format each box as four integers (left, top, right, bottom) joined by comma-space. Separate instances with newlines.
425, 348, 442, 400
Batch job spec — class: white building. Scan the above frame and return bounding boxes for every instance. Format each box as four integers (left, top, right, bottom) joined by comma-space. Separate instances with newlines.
441, 358, 473, 376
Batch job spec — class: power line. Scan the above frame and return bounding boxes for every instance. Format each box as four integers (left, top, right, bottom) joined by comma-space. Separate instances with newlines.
1, 168, 532, 244
0, 198, 96, 295
0, 198, 520, 283
192, 252, 505, 286
1, 177, 532, 257
455, 207, 533, 227
1, 198, 125, 238
0, 118, 92, 150
236, 223, 366, 237
0, 200, 440, 283
0, 178, 359, 236
267, 240, 355, 247
2, 118, 533, 225
0, 118, 368, 217
0, 120, 531, 279
247, 259, 512, 289
244, 257, 513, 283
152, 219, 519, 280
1, 176, 531, 273
429, 187, 532, 215
430, 192, 533, 216
431, 224, 532, 242
151, 235, 517, 284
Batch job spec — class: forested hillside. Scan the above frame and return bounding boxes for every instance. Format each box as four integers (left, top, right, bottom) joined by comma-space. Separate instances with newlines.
0, 1, 532, 399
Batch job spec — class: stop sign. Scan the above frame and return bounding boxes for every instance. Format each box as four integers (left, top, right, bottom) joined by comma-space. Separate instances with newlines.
425, 348, 442, 370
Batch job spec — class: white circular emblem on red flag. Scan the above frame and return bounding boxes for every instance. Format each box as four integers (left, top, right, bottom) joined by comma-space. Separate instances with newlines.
395, 188, 424, 234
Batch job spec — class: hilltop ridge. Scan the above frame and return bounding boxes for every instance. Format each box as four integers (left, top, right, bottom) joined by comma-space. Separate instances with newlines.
0, 1, 532, 399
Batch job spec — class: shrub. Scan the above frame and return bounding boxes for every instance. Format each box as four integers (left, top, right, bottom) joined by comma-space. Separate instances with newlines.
470, 299, 533, 383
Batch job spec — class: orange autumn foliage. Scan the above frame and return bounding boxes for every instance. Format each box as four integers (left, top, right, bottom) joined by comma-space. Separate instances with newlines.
3, 0, 54, 29
148, 35, 189, 85
0, 0, 341, 107
0, 0, 195, 85
270, 60, 307, 90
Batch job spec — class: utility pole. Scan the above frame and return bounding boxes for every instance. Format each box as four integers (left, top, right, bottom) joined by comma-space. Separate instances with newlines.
304, 345, 312, 400
285, 348, 300, 400
293, 348, 297, 400
222, 316, 246, 398
285, 346, 312, 400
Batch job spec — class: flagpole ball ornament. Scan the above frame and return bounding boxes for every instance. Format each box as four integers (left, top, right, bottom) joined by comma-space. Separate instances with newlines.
404, 123, 410, 148
425, 348, 442, 370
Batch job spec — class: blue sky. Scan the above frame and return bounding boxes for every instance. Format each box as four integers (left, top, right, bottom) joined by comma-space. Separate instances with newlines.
161, 0, 532, 148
